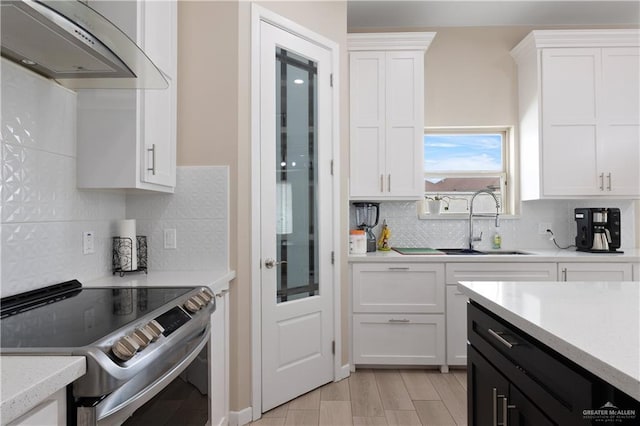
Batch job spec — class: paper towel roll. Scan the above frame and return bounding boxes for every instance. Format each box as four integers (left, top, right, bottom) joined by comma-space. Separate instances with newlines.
116, 219, 137, 271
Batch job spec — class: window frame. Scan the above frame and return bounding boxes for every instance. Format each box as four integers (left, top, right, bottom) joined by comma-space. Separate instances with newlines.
419, 126, 518, 219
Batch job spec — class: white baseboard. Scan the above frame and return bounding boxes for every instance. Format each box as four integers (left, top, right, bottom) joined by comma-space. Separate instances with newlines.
337, 364, 351, 381
229, 407, 253, 426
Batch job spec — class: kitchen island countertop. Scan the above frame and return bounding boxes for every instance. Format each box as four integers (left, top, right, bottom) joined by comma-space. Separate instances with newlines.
457, 280, 640, 402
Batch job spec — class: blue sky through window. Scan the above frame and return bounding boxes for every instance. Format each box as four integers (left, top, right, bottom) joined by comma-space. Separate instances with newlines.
424, 133, 503, 172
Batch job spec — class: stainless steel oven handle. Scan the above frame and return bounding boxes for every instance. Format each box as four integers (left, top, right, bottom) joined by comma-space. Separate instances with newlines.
79, 326, 210, 426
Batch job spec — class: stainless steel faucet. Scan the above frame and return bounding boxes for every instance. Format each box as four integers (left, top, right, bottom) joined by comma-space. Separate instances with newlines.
468, 189, 501, 250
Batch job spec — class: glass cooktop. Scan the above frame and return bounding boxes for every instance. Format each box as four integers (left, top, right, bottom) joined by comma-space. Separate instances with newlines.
0, 283, 193, 349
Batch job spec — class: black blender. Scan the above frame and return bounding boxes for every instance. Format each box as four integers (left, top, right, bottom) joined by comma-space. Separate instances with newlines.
353, 202, 380, 252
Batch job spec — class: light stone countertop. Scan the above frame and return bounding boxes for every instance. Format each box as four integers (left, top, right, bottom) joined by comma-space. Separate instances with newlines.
457, 280, 640, 402
1, 356, 86, 424
349, 248, 640, 263
1, 269, 235, 424
83, 269, 236, 294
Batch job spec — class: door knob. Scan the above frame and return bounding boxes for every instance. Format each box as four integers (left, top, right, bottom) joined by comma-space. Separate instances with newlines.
264, 258, 288, 269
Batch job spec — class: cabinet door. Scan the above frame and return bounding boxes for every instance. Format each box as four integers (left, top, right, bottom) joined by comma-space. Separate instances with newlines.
353, 313, 445, 365
508, 385, 556, 426
599, 47, 640, 196
352, 263, 445, 313
385, 51, 424, 198
468, 345, 510, 426
349, 52, 385, 197
210, 290, 229, 426
559, 262, 633, 281
140, 0, 176, 188
446, 285, 468, 366
541, 48, 600, 196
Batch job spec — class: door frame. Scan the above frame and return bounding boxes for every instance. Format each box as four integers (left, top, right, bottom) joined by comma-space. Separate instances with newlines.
250, 4, 342, 421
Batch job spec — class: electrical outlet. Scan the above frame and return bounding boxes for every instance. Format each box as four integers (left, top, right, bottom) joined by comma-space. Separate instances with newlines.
164, 228, 177, 249
83, 231, 95, 254
538, 223, 552, 235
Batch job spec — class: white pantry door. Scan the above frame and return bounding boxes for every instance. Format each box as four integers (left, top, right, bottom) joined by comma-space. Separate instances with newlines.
259, 21, 334, 412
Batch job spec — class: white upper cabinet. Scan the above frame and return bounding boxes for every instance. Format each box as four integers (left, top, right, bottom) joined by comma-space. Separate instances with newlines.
77, 0, 177, 192
511, 30, 640, 200
348, 33, 435, 199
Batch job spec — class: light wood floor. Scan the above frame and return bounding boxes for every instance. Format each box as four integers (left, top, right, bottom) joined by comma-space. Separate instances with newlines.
251, 369, 468, 426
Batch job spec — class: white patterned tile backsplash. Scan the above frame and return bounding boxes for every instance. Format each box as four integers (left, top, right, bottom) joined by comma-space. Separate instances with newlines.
126, 166, 229, 271
1, 63, 228, 296
358, 199, 636, 250
1, 59, 76, 157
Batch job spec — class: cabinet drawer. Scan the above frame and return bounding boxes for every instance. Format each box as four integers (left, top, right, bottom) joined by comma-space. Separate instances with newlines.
353, 314, 445, 365
352, 263, 444, 313
558, 262, 633, 281
468, 302, 591, 424
445, 262, 557, 285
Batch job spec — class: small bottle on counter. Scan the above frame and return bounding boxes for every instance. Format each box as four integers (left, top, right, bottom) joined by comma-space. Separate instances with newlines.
349, 230, 367, 254
492, 232, 502, 250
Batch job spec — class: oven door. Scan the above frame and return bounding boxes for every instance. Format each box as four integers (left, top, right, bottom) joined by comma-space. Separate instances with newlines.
76, 327, 210, 426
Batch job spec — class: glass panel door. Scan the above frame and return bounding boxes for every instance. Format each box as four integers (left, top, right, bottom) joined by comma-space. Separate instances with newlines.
275, 47, 319, 304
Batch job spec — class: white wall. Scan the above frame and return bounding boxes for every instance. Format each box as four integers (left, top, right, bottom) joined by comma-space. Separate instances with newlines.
1, 60, 229, 297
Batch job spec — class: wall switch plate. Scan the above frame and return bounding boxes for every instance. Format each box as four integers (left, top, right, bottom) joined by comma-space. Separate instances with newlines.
538, 223, 552, 235
83, 231, 95, 254
164, 228, 177, 249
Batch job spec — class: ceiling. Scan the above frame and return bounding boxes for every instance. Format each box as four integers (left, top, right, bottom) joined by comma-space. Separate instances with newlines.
347, 1, 640, 30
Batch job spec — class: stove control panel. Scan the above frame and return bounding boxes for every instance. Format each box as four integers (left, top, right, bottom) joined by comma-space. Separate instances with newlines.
183, 288, 215, 313
110, 288, 214, 362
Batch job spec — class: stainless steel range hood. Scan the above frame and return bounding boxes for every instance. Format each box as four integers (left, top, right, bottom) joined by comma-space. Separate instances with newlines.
0, 0, 168, 89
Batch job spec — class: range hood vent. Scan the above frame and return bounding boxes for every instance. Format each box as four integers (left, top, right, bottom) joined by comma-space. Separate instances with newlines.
1, 0, 168, 89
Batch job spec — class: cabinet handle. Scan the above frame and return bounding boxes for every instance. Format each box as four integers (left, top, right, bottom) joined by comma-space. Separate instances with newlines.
607, 172, 612, 191
492, 388, 498, 426
562, 267, 567, 282
387, 267, 410, 270
147, 144, 156, 176
380, 174, 384, 192
504, 398, 517, 426
215, 289, 229, 298
388, 174, 391, 192
599, 172, 604, 191
488, 328, 518, 349
388, 318, 410, 323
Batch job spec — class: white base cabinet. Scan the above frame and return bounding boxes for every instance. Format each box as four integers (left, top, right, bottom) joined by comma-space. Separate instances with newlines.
351, 263, 445, 367
210, 287, 230, 426
77, 0, 177, 193
444, 263, 557, 366
559, 262, 633, 281
8, 389, 65, 426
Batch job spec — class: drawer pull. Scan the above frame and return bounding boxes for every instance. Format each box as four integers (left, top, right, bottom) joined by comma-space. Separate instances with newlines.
388, 319, 410, 323
387, 267, 410, 270
488, 328, 518, 349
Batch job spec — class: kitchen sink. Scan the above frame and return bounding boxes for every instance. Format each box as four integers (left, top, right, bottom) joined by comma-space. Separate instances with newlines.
436, 248, 485, 255
436, 248, 531, 255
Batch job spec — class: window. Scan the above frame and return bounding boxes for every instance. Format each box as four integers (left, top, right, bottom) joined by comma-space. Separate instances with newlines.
422, 128, 515, 216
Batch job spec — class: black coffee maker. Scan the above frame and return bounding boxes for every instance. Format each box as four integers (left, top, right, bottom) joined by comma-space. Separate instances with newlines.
575, 208, 623, 253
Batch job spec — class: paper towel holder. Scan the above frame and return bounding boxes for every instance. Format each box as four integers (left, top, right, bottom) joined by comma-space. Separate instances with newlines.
112, 236, 148, 277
